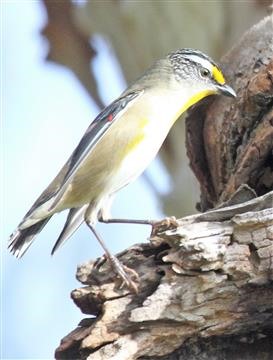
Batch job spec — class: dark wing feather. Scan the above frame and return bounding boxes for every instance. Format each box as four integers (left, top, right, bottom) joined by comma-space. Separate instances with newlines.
49, 90, 142, 210
8, 217, 52, 258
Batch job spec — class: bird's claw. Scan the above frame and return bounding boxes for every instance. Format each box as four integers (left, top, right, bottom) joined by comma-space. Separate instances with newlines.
94, 253, 139, 293
115, 264, 140, 293
109, 255, 139, 293
151, 216, 179, 236
93, 254, 107, 268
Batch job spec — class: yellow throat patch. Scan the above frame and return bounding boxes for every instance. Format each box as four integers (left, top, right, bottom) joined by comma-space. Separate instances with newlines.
174, 89, 214, 123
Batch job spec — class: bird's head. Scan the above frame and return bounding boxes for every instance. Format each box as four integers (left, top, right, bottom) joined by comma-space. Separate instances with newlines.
167, 48, 236, 109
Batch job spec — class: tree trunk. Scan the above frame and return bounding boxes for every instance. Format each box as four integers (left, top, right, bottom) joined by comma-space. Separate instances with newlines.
54, 15, 273, 360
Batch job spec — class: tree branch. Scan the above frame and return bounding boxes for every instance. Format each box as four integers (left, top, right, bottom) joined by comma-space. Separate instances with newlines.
41, 0, 104, 109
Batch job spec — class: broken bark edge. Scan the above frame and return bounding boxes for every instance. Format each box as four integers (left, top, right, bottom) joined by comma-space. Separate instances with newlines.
55, 192, 273, 360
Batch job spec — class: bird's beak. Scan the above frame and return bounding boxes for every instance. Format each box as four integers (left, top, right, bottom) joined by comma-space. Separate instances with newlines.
217, 83, 237, 98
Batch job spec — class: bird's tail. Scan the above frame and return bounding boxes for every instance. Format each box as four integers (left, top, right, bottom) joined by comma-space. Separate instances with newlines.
51, 206, 86, 255
8, 217, 52, 258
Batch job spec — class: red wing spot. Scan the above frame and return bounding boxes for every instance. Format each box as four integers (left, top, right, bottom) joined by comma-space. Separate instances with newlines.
107, 114, 113, 122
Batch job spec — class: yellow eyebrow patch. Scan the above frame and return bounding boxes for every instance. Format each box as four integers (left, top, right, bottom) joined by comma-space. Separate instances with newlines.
212, 65, 225, 85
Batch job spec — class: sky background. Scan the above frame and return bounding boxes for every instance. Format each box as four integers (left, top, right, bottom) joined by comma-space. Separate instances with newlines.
2, 1, 170, 358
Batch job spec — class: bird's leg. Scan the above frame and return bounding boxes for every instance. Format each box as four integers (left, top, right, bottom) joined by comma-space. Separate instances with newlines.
99, 216, 179, 236
100, 218, 156, 225
98, 199, 156, 226
85, 220, 139, 293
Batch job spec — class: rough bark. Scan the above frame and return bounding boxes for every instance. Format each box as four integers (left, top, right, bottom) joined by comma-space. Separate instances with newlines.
55, 192, 273, 360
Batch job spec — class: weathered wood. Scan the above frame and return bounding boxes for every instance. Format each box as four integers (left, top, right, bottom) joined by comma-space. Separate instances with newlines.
55, 192, 273, 360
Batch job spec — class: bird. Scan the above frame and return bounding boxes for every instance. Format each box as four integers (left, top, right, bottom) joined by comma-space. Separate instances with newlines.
8, 48, 236, 292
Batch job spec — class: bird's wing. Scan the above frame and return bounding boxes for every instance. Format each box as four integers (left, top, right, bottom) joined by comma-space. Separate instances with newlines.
49, 90, 143, 210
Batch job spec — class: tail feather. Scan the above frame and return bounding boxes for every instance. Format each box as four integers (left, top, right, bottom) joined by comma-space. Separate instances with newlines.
8, 217, 52, 258
51, 206, 86, 255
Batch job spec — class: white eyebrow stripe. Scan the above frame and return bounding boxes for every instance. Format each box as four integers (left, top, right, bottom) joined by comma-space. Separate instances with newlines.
183, 54, 213, 71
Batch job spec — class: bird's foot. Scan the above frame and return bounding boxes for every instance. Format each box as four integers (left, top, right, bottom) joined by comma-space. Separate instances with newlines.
114, 262, 140, 293
151, 216, 179, 236
94, 254, 139, 293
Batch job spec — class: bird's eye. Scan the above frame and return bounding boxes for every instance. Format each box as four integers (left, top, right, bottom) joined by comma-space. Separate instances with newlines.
200, 68, 210, 78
